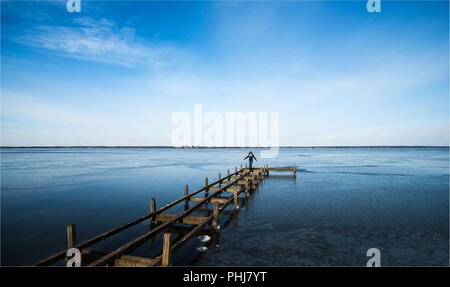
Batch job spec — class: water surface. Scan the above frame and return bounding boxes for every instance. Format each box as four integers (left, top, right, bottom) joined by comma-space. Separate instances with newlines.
1, 147, 448, 266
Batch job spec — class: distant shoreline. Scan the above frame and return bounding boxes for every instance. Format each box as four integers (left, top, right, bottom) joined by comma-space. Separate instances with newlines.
0, 146, 448, 149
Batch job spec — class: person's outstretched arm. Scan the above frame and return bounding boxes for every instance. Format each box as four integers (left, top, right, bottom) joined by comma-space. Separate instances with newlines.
243, 155, 249, 160
252, 155, 257, 161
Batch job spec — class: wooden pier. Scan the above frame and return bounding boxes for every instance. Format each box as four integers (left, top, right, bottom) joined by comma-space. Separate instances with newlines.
33, 164, 296, 267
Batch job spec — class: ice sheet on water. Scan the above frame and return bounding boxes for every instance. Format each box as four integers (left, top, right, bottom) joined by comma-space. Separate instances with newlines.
1, 147, 448, 266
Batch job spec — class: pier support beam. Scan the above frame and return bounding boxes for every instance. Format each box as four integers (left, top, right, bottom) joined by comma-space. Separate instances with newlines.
161, 233, 173, 267
184, 185, 189, 209
150, 198, 156, 223
67, 224, 77, 249
205, 177, 209, 197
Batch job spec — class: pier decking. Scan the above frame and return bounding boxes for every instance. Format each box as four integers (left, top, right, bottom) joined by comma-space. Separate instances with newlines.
33, 164, 296, 267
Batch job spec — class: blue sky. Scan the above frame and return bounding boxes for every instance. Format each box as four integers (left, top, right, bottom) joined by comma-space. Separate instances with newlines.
1, 0, 448, 146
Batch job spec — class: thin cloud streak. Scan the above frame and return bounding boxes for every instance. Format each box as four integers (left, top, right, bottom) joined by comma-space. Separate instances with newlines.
15, 17, 176, 67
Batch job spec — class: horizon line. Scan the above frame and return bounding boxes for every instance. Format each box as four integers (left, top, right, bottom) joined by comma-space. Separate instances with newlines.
0, 145, 449, 149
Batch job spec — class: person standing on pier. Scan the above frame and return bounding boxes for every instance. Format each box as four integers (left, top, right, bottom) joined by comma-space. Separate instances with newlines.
243, 151, 257, 171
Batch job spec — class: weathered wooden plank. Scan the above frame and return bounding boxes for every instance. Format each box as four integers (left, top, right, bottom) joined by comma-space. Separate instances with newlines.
157, 224, 213, 236
156, 213, 211, 225
190, 196, 228, 204
223, 187, 243, 193
222, 180, 248, 186
242, 170, 263, 176
81, 250, 157, 267
230, 175, 248, 180
121, 255, 155, 265
210, 183, 247, 191
114, 255, 157, 267
195, 208, 234, 215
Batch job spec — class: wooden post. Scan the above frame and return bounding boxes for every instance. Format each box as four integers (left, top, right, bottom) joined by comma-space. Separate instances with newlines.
67, 224, 77, 249
267, 164, 269, 176
294, 164, 297, 177
212, 202, 219, 230
149, 222, 156, 246
150, 198, 156, 222
235, 166, 237, 173
161, 233, 173, 267
240, 164, 243, 171
233, 191, 238, 210
245, 162, 247, 169
218, 173, 221, 187
205, 177, 208, 197
227, 169, 230, 177
184, 184, 189, 208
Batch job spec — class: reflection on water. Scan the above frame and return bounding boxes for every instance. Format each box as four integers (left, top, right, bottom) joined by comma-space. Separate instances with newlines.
1, 147, 449, 266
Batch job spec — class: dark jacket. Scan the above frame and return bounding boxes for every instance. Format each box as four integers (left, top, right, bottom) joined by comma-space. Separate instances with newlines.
243, 154, 257, 162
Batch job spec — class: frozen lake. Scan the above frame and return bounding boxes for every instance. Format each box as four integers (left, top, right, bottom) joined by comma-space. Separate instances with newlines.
1, 147, 448, 266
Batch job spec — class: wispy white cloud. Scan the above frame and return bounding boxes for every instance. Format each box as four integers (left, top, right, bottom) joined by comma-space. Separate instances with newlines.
16, 16, 177, 67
